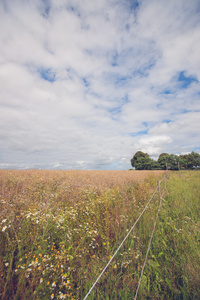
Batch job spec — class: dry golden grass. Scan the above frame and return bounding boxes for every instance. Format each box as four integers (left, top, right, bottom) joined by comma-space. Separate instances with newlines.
1, 170, 199, 299
0, 169, 165, 188
0, 169, 165, 299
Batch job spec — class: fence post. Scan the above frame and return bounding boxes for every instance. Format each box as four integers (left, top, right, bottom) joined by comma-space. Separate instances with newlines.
158, 181, 161, 204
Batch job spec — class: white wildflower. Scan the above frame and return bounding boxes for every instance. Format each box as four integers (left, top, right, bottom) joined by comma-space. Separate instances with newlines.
2, 226, 7, 232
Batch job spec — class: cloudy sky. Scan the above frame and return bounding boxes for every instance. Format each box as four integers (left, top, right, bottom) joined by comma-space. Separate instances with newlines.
0, 0, 200, 170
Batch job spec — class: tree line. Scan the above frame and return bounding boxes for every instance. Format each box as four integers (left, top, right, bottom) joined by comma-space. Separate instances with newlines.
130, 151, 200, 170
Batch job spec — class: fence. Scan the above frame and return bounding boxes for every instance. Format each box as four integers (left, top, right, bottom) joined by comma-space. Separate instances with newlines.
83, 174, 168, 300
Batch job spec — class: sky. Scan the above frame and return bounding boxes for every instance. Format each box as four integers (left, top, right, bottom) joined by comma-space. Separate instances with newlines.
0, 0, 200, 170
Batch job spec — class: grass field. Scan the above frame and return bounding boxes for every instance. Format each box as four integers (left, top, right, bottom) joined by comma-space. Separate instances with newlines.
0, 170, 199, 299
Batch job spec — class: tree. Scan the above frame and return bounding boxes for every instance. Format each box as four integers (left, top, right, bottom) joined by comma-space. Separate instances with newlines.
187, 152, 200, 168
179, 152, 200, 169
179, 154, 189, 169
131, 151, 153, 170
167, 154, 179, 170
157, 153, 179, 170
157, 153, 170, 170
130, 150, 200, 170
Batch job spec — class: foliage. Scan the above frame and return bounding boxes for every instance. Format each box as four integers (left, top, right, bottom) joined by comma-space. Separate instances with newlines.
141, 171, 200, 299
179, 151, 200, 169
131, 151, 153, 170
1, 170, 200, 299
0, 170, 163, 300
131, 151, 200, 170
158, 153, 170, 170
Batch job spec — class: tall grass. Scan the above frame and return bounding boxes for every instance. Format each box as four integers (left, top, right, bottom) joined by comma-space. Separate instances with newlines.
140, 171, 200, 299
0, 170, 199, 299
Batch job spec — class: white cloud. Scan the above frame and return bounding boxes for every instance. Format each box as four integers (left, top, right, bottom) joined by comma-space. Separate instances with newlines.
0, 0, 200, 169
136, 135, 173, 157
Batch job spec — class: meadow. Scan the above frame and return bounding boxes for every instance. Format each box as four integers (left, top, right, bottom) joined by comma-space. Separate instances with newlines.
0, 169, 199, 299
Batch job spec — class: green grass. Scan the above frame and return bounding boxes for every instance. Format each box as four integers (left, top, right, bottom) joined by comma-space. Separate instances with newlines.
0, 170, 200, 299
139, 171, 200, 300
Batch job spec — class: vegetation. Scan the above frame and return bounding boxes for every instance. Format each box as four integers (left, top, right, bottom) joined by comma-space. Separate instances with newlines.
0, 170, 200, 299
131, 151, 200, 170
142, 171, 200, 299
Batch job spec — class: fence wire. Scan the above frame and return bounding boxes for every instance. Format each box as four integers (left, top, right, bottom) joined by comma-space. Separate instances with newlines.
83, 184, 160, 300
134, 190, 163, 299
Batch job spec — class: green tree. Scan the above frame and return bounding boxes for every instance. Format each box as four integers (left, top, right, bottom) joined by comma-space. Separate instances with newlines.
157, 153, 179, 170
131, 151, 153, 170
167, 154, 179, 170
151, 160, 160, 170
187, 151, 200, 168
179, 154, 189, 169
157, 153, 170, 170
179, 152, 200, 169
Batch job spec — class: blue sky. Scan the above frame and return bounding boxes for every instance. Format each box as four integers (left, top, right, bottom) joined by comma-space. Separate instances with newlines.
0, 0, 200, 170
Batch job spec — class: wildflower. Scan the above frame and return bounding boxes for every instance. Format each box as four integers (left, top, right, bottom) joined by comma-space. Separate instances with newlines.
2, 219, 7, 223
51, 294, 54, 299
52, 282, 56, 287
5, 262, 9, 267
40, 278, 43, 283
2, 226, 7, 232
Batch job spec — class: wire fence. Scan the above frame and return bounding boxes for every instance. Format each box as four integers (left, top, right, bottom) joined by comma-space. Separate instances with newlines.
83, 174, 168, 300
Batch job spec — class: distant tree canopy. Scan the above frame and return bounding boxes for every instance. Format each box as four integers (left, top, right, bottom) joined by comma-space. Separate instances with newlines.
130, 151, 200, 170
